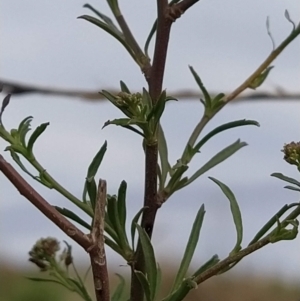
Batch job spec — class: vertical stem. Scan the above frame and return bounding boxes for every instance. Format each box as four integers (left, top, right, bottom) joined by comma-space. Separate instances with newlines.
89, 180, 110, 301
130, 2, 171, 301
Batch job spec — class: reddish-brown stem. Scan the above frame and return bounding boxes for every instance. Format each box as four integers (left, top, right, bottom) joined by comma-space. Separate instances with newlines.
130, 1, 201, 301
0, 155, 91, 251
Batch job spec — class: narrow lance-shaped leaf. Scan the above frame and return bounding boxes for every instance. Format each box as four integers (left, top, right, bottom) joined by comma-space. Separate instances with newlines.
192, 119, 259, 157
271, 172, 300, 188
189, 66, 211, 108
86, 178, 97, 210
86, 141, 107, 181
120, 81, 131, 93
18, 116, 33, 147
131, 207, 147, 251
117, 180, 127, 228
111, 274, 127, 301
183, 140, 247, 187
136, 225, 157, 301
158, 124, 171, 189
27, 122, 50, 156
54, 206, 91, 230
78, 15, 137, 64
171, 205, 205, 292
192, 254, 220, 278
134, 271, 151, 301
83, 3, 122, 35
248, 203, 300, 245
209, 177, 243, 254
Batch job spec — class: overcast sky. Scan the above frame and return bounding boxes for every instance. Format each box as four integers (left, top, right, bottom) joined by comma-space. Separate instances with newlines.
1, 0, 300, 283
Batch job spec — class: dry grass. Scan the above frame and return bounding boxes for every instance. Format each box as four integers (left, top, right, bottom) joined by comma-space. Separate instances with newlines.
1, 264, 299, 301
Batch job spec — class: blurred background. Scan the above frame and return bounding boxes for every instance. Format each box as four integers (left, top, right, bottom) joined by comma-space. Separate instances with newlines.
1, 0, 300, 300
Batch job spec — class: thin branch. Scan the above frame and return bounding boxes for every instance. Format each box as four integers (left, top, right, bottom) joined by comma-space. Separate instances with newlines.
195, 236, 271, 284
0, 154, 91, 250
88, 179, 110, 301
175, 0, 199, 13
225, 24, 300, 103
1, 79, 299, 102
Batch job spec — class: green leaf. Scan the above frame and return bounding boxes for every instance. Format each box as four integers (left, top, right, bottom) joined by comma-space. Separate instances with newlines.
78, 15, 137, 64
142, 88, 152, 109
158, 124, 171, 189
117, 180, 127, 228
18, 116, 33, 147
146, 90, 166, 128
7, 149, 40, 181
192, 119, 259, 158
248, 203, 299, 245
171, 205, 205, 292
192, 254, 220, 277
209, 177, 243, 254
136, 225, 157, 300
166, 165, 189, 194
107, 195, 129, 250
155, 264, 162, 300
120, 81, 131, 93
86, 141, 107, 181
189, 66, 211, 108
27, 122, 49, 156
249, 66, 274, 89
270, 219, 299, 243
104, 236, 124, 257
83, 4, 122, 35
54, 206, 91, 230
111, 274, 127, 301
284, 186, 300, 192
134, 271, 151, 301
144, 20, 157, 58
86, 178, 97, 210
271, 172, 300, 188
131, 207, 147, 251
184, 139, 247, 187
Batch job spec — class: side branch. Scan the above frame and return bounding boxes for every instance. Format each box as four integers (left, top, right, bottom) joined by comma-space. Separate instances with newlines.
0, 154, 91, 250
88, 179, 110, 301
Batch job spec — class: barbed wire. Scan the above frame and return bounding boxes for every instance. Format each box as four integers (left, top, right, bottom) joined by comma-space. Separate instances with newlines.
1, 78, 299, 102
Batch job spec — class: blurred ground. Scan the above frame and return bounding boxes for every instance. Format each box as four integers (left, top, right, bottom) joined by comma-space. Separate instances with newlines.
1, 263, 299, 301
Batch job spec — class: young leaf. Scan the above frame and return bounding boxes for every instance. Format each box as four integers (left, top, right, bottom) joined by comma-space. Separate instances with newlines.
0, 94, 11, 125
86, 141, 107, 181
248, 203, 299, 245
131, 207, 147, 251
111, 274, 127, 301
171, 205, 205, 292
83, 4, 122, 35
189, 66, 211, 108
54, 206, 91, 230
134, 271, 152, 301
117, 180, 127, 228
271, 172, 300, 188
192, 254, 220, 277
192, 119, 259, 157
18, 116, 33, 147
120, 81, 131, 93
104, 235, 124, 257
249, 66, 274, 89
209, 177, 243, 254
158, 124, 171, 189
184, 140, 247, 187
147, 90, 166, 124
86, 178, 97, 210
136, 225, 157, 300
78, 15, 136, 63
27, 122, 50, 156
